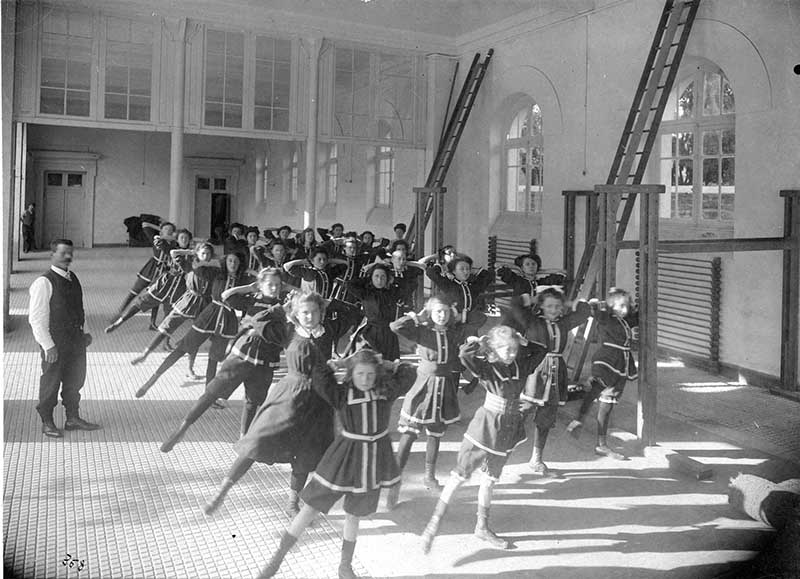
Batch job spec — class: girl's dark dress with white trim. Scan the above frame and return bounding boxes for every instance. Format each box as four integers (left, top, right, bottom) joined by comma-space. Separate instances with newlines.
302, 363, 417, 505
390, 314, 465, 434
591, 308, 639, 401
344, 277, 406, 360
233, 328, 335, 474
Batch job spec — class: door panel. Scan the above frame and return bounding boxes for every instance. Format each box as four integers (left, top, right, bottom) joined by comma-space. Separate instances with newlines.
44, 188, 65, 241
65, 189, 84, 245
43, 171, 85, 247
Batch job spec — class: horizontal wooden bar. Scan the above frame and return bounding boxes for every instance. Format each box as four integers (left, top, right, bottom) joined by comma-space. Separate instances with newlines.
621, 237, 792, 252
595, 184, 666, 195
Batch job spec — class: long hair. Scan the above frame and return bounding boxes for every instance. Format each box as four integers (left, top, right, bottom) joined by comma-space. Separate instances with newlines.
342, 349, 391, 397
286, 291, 328, 327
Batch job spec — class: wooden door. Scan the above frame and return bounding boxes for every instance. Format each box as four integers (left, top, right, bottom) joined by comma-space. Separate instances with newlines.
43, 172, 85, 247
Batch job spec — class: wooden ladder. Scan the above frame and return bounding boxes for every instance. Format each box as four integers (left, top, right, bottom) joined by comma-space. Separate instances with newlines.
564, 0, 701, 383
406, 50, 493, 251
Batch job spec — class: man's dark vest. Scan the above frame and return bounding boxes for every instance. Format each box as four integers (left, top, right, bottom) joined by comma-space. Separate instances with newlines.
42, 269, 84, 342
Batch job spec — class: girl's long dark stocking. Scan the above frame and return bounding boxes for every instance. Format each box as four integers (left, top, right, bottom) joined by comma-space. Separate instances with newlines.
205, 360, 219, 384
395, 433, 416, 471
289, 472, 309, 493
533, 425, 550, 450
578, 378, 604, 420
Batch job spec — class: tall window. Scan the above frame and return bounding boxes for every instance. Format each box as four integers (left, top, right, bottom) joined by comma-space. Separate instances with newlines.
40, 10, 92, 117
658, 63, 735, 222
376, 53, 415, 140
375, 144, 394, 207
104, 18, 153, 121
504, 103, 543, 213
326, 144, 338, 205
289, 147, 299, 204
254, 36, 291, 132
204, 29, 244, 128
334, 47, 371, 138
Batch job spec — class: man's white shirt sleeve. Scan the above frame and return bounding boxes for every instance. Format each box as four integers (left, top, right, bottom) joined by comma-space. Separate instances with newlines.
29, 276, 54, 351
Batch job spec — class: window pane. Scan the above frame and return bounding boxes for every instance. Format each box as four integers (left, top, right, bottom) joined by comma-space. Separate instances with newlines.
702, 158, 719, 187
678, 79, 693, 119
43, 10, 67, 35
67, 173, 83, 187
205, 53, 225, 101
677, 132, 693, 156
722, 77, 735, 114
225, 56, 243, 104
105, 93, 127, 118
722, 129, 735, 154
677, 159, 692, 185
274, 64, 291, 105
129, 95, 150, 121
129, 66, 151, 95
41, 57, 66, 88
68, 12, 92, 37
255, 61, 273, 106
47, 173, 63, 186
65, 90, 90, 116
256, 36, 274, 60
677, 193, 693, 218
721, 157, 735, 186
227, 32, 244, 57
41, 88, 64, 114
702, 131, 719, 155
721, 193, 735, 220
206, 29, 225, 53
353, 115, 369, 138
703, 72, 721, 116
702, 193, 719, 220
106, 65, 128, 94
335, 70, 353, 113
67, 59, 91, 91
275, 39, 291, 62
224, 104, 242, 128
205, 102, 223, 126
197, 177, 210, 189
254, 106, 270, 130
273, 108, 290, 132
214, 178, 227, 191
334, 114, 350, 136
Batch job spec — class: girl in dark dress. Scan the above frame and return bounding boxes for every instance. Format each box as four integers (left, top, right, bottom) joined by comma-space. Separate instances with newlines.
114, 221, 175, 324
503, 287, 592, 477
104, 228, 194, 335
202, 291, 335, 518
342, 263, 405, 361
420, 326, 546, 553
159, 268, 290, 453
425, 253, 495, 338
567, 288, 638, 460
389, 296, 466, 498
256, 350, 416, 579
496, 253, 542, 303
133, 252, 248, 395
130, 242, 220, 365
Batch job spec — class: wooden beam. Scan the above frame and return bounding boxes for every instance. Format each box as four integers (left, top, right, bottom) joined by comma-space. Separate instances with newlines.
780, 190, 800, 391
618, 237, 791, 253
636, 185, 664, 446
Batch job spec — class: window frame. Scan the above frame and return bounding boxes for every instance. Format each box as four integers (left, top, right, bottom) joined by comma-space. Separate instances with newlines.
374, 143, 394, 208
203, 28, 245, 129
103, 17, 154, 122
657, 62, 735, 226
325, 143, 338, 206
502, 102, 544, 214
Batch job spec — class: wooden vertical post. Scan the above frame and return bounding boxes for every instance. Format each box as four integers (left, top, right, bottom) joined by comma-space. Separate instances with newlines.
635, 184, 664, 445
780, 190, 800, 391
563, 191, 576, 281
432, 187, 445, 251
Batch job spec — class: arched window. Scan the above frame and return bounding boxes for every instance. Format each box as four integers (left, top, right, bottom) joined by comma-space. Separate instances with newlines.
658, 62, 735, 223
504, 103, 543, 213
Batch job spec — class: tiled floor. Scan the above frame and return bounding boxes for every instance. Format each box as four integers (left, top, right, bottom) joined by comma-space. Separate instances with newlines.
4, 247, 800, 579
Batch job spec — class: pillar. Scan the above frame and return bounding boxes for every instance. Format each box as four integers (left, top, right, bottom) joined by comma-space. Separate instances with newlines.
168, 19, 188, 225
303, 37, 322, 229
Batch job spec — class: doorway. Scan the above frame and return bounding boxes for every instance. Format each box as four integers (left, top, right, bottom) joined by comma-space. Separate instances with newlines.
43, 171, 85, 246
194, 176, 232, 242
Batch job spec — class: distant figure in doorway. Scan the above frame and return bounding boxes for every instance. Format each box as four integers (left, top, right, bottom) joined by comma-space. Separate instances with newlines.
21, 203, 36, 253
28, 239, 101, 438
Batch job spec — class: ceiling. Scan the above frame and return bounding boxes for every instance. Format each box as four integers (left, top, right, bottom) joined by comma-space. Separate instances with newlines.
238, 0, 593, 38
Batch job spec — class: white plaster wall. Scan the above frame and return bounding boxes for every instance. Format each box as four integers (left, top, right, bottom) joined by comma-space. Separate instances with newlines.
450, 0, 799, 379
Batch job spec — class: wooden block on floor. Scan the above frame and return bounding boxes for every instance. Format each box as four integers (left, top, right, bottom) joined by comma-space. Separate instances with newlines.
665, 450, 714, 480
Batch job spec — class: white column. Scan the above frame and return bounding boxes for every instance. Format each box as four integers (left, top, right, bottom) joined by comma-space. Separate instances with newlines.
303, 37, 322, 229
168, 19, 188, 225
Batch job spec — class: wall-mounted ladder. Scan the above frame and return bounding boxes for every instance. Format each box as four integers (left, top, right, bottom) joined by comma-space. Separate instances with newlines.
565, 0, 701, 382
406, 49, 493, 251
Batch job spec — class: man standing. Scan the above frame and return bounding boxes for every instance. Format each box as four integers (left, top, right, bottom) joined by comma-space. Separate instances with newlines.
28, 239, 101, 437
20, 203, 35, 253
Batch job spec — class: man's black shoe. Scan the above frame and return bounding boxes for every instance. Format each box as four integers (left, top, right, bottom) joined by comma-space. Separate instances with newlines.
64, 417, 102, 431
42, 421, 63, 438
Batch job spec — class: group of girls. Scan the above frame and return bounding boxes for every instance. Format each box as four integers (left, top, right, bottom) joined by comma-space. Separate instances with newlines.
107, 222, 640, 578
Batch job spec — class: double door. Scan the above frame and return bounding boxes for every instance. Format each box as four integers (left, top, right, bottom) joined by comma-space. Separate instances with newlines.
43, 171, 85, 247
